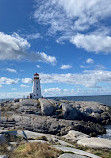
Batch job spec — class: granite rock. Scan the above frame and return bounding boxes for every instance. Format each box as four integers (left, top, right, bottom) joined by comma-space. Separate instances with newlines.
39, 98, 55, 116
77, 137, 111, 149
63, 130, 90, 142
58, 153, 88, 158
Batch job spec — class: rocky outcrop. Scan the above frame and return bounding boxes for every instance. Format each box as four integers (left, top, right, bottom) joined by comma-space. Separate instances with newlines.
19, 99, 39, 106
39, 98, 55, 116
60, 103, 79, 120
77, 137, 111, 149
71, 101, 111, 125
6, 114, 105, 136
1, 98, 111, 136
63, 130, 90, 142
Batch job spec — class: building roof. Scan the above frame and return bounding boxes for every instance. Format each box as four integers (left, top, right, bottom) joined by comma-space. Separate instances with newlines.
34, 73, 39, 76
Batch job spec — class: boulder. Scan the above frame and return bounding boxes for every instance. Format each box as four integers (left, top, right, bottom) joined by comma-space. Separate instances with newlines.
39, 98, 55, 116
77, 137, 111, 149
61, 103, 79, 120
63, 130, 90, 142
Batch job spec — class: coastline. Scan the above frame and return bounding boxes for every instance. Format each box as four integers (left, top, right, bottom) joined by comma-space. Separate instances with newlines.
0, 98, 111, 158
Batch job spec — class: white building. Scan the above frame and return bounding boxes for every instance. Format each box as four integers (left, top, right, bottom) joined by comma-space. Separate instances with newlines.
30, 73, 42, 99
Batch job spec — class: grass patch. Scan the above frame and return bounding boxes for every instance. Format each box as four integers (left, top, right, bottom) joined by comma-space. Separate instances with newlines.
36, 136, 48, 141
0, 144, 9, 155
10, 142, 63, 158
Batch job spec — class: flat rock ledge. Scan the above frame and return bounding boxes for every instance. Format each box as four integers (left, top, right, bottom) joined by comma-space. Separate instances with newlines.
52, 145, 101, 158
77, 137, 111, 149
58, 153, 88, 158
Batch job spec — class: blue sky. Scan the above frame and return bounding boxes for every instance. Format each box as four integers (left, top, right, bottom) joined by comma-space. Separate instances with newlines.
1, 0, 111, 98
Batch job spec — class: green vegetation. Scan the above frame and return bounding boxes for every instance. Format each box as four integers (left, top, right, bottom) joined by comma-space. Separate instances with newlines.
0, 144, 9, 155
10, 142, 63, 158
36, 136, 48, 141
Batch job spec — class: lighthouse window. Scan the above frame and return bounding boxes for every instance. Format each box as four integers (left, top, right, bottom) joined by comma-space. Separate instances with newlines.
37, 94, 38, 96
37, 82, 38, 84
37, 88, 38, 90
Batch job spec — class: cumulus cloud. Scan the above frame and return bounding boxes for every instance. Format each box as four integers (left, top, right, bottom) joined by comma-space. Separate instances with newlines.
0, 77, 19, 85
71, 33, 111, 53
86, 58, 94, 64
39, 70, 111, 88
42, 88, 75, 96
22, 78, 33, 84
0, 32, 56, 64
36, 65, 40, 68
60, 64, 72, 69
0, 92, 30, 99
20, 84, 29, 87
34, 0, 111, 33
6, 68, 17, 73
34, 0, 111, 53
42, 86, 111, 97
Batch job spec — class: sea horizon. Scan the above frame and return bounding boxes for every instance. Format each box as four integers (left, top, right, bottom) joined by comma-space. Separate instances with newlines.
1, 94, 111, 106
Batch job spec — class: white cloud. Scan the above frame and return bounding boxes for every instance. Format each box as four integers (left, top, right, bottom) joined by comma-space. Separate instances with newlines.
34, 0, 111, 53
80, 65, 89, 69
39, 70, 111, 88
60, 64, 72, 69
0, 32, 30, 60
95, 65, 105, 70
0, 85, 2, 88
71, 33, 111, 53
36, 65, 40, 68
86, 58, 94, 64
0, 92, 30, 99
0, 77, 19, 85
20, 84, 29, 88
34, 0, 111, 33
1, 86, 111, 98
6, 68, 17, 73
22, 78, 32, 84
42, 88, 75, 96
0, 32, 56, 64
26, 33, 42, 40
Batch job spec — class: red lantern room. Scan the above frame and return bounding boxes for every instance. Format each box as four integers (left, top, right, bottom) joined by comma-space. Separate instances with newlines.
34, 73, 39, 79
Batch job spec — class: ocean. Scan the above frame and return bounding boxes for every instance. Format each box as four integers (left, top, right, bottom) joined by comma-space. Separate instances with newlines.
0, 95, 111, 139
48, 95, 111, 106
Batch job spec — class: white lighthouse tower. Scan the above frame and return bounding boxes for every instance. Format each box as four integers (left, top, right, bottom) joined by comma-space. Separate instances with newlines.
30, 73, 42, 99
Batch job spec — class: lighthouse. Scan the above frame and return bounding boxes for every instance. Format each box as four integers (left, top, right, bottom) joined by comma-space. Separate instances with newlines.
30, 73, 42, 99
